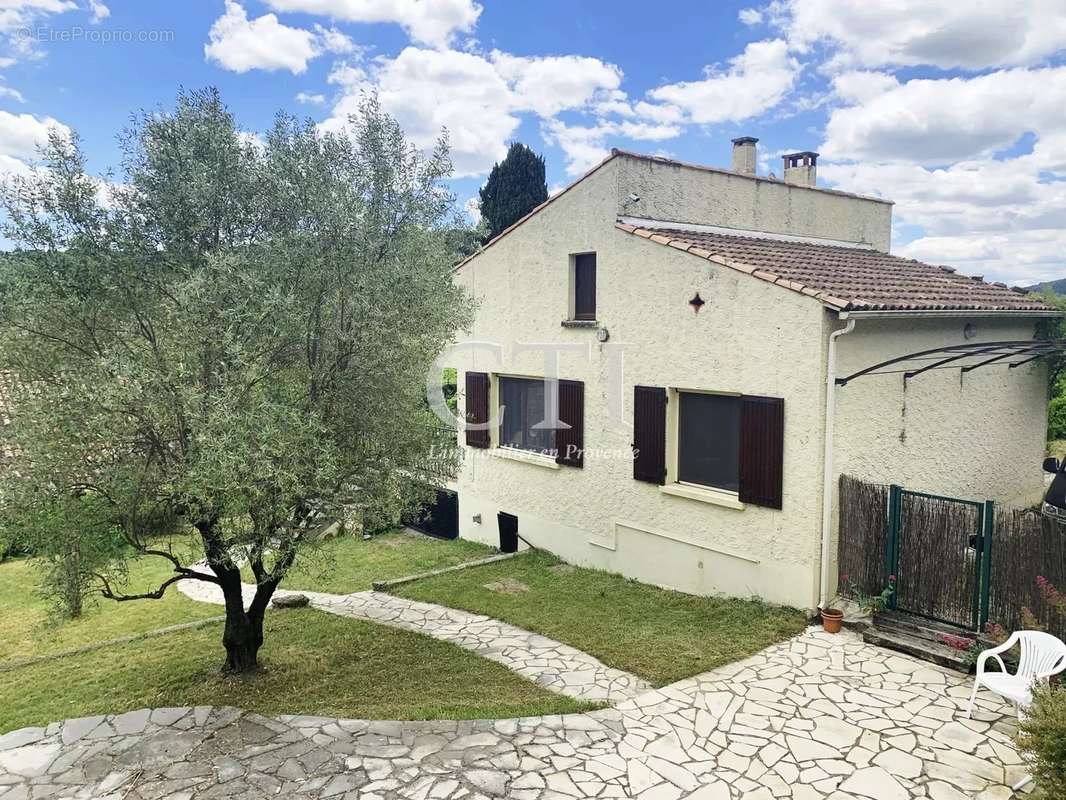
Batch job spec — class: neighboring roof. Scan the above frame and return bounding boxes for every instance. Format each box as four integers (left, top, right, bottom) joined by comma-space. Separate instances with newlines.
617, 222, 1054, 313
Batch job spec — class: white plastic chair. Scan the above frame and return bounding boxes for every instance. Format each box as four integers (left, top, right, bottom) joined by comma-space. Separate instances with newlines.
966, 630, 1066, 720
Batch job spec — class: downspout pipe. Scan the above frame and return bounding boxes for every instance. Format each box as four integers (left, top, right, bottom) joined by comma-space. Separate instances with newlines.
819, 315, 857, 610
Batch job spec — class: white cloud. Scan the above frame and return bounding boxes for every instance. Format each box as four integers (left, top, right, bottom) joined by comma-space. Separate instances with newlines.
647, 39, 800, 124
204, 1, 354, 75
0, 109, 69, 160
0, 83, 24, 102
0, 0, 76, 62
264, 0, 482, 48
821, 66, 1066, 164
896, 229, 1066, 287
821, 149, 1066, 284
295, 91, 326, 105
313, 24, 357, 55
768, 0, 1066, 70
541, 120, 611, 177
0, 0, 76, 31
321, 47, 516, 177
541, 118, 682, 176
489, 50, 622, 117
321, 46, 630, 177
87, 0, 109, 23
738, 7, 763, 25
327, 61, 367, 88
830, 70, 898, 103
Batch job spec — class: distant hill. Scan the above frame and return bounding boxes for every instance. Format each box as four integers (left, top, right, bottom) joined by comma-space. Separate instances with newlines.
1026, 279, 1066, 295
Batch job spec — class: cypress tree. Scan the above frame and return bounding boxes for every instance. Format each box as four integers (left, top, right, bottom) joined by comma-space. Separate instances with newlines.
479, 142, 549, 240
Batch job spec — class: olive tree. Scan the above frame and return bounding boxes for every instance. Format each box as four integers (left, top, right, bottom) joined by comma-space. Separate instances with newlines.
0, 89, 471, 672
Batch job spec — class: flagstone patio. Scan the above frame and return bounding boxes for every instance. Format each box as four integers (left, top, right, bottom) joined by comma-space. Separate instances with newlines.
0, 627, 1027, 799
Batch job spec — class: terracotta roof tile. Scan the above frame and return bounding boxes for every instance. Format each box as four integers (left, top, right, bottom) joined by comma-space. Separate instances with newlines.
620, 224, 1054, 313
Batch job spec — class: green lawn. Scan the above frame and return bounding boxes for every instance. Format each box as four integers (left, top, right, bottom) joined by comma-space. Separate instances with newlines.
0, 546, 221, 666
244, 529, 495, 594
0, 607, 594, 733
394, 550, 807, 686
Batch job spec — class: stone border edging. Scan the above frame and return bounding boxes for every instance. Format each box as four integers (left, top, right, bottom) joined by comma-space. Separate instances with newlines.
0, 615, 226, 673
370, 551, 519, 591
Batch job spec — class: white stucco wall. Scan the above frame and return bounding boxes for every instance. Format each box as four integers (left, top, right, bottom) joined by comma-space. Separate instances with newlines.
453, 158, 832, 611
828, 316, 1049, 597
451, 155, 1050, 613
612, 155, 893, 251
833, 317, 1048, 505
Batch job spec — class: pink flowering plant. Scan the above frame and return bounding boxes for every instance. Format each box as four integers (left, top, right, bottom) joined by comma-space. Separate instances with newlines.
941, 577, 1066, 671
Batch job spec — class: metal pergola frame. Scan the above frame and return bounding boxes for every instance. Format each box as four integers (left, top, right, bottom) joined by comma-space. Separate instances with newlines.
836, 339, 1066, 386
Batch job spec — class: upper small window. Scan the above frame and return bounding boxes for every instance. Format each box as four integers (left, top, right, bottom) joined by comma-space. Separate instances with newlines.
573, 253, 596, 320
677, 391, 740, 492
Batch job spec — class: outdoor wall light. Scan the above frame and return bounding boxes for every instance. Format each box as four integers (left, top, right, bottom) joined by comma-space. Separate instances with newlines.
964, 322, 977, 339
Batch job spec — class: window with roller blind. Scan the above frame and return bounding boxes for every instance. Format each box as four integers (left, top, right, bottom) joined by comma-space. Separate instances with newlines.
632, 385, 784, 509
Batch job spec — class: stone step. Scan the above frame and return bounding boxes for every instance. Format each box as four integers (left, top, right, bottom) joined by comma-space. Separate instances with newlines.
862, 628, 972, 673
872, 611, 977, 643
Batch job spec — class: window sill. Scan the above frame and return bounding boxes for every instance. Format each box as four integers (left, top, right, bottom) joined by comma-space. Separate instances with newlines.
493, 447, 560, 470
561, 319, 598, 329
660, 482, 745, 510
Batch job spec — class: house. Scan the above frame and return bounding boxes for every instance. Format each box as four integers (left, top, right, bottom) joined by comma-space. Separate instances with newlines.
449, 139, 1056, 612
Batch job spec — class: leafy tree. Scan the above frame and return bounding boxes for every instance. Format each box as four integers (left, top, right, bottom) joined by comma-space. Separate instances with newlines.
0, 89, 470, 672
478, 142, 548, 240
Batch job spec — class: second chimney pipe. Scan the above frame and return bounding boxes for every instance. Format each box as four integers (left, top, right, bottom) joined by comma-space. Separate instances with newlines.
731, 136, 758, 176
783, 151, 818, 187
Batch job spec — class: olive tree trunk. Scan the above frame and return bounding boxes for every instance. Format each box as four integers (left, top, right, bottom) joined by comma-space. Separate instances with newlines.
210, 555, 281, 674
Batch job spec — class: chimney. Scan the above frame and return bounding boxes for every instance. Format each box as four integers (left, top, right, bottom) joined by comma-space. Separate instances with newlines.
731, 136, 758, 176
782, 151, 818, 187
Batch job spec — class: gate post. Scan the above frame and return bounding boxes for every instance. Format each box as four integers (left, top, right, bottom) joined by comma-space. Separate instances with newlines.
885, 485, 902, 610
979, 500, 994, 629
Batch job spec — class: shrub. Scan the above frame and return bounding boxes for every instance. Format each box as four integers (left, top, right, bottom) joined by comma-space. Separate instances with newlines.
1049, 395, 1066, 440
1019, 684, 1066, 798
0, 526, 32, 561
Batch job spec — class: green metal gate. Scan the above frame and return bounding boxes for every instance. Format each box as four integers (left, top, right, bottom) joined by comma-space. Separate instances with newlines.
885, 485, 993, 631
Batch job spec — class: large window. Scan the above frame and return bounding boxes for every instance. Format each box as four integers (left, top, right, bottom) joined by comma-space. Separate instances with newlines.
677, 391, 740, 492
499, 377, 555, 454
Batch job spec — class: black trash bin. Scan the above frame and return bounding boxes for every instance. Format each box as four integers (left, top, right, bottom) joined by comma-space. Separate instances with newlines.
497, 512, 518, 553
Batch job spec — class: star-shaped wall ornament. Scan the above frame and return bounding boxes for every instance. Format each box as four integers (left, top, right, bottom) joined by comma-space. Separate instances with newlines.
689, 292, 705, 313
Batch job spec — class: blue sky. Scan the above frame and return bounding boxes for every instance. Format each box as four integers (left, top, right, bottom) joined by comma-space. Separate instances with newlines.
1, 1, 1065, 284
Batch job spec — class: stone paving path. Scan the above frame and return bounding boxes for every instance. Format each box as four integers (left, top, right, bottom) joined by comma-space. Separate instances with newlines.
0, 628, 1027, 799
177, 577, 651, 704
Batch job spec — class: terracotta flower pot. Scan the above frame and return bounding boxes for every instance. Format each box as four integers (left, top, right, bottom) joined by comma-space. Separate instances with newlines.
820, 607, 844, 634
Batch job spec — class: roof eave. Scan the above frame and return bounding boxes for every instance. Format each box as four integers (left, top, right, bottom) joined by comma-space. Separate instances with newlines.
839, 308, 1061, 319
616, 222, 1058, 317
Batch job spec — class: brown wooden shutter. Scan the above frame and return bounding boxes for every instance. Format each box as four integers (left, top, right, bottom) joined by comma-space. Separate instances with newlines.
633, 385, 667, 484
464, 371, 490, 449
574, 253, 596, 320
555, 379, 584, 467
739, 395, 784, 509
